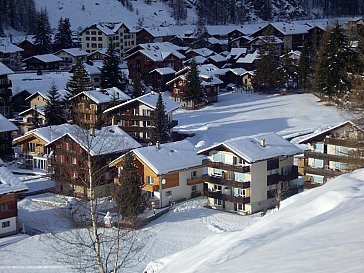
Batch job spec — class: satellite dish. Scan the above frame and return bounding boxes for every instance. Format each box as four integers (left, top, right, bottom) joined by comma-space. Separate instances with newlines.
162, 179, 166, 185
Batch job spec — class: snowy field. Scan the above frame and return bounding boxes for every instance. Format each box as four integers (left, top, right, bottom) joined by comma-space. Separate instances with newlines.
0, 197, 260, 273
174, 91, 348, 149
145, 169, 364, 273
35, 0, 195, 30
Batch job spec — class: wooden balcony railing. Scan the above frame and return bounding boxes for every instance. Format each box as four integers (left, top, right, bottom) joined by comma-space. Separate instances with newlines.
187, 177, 204, 185
202, 159, 250, 173
121, 126, 150, 133
204, 190, 251, 204
119, 114, 154, 121
305, 151, 364, 165
324, 137, 364, 148
143, 184, 159, 192
201, 174, 250, 189
304, 166, 343, 178
280, 166, 299, 181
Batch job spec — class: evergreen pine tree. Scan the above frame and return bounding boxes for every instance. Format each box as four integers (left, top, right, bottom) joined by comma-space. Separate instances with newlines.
280, 50, 298, 90
66, 59, 93, 97
314, 23, 351, 98
114, 151, 145, 219
298, 39, 311, 89
150, 93, 169, 144
132, 74, 142, 98
100, 45, 124, 90
184, 59, 204, 105
34, 8, 52, 55
252, 34, 281, 91
53, 17, 73, 52
31, 107, 40, 130
44, 83, 66, 125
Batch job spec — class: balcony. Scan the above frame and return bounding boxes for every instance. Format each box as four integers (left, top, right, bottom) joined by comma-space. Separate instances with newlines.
280, 166, 299, 181
121, 126, 150, 133
187, 177, 204, 185
79, 108, 97, 114
143, 184, 159, 192
324, 137, 364, 148
120, 114, 153, 121
204, 190, 250, 204
267, 173, 280, 185
202, 174, 250, 189
202, 159, 250, 173
304, 165, 343, 178
305, 151, 364, 165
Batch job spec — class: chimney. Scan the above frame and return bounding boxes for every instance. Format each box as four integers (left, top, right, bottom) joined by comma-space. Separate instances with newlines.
156, 141, 160, 150
90, 127, 95, 137
260, 138, 266, 147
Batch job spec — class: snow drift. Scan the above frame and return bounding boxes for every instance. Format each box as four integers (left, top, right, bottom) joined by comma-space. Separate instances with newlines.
145, 169, 364, 273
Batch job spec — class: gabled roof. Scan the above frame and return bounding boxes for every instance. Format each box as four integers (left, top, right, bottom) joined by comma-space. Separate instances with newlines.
82, 61, 102, 75
208, 53, 226, 63
130, 140, 204, 175
69, 88, 130, 105
298, 121, 364, 144
0, 62, 14, 76
229, 68, 248, 76
236, 50, 260, 64
104, 92, 180, 114
18, 106, 46, 117
23, 54, 63, 63
248, 35, 284, 45
141, 26, 174, 37
46, 125, 141, 156
81, 22, 137, 36
0, 114, 18, 133
227, 48, 248, 60
12, 123, 80, 145
56, 48, 88, 57
186, 48, 214, 57
270, 22, 311, 35
198, 133, 302, 164
149, 67, 176, 75
0, 41, 24, 54
208, 37, 228, 45
125, 42, 186, 61
26, 89, 70, 103
0, 166, 28, 195
87, 48, 109, 58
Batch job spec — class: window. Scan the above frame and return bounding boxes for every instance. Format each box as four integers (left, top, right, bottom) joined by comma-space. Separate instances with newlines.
213, 168, 223, 176
0, 205, 9, 212
146, 176, 154, 184
91, 37, 96, 41
66, 143, 69, 151
191, 170, 197, 178
213, 185, 222, 191
142, 109, 151, 116
2, 221, 10, 228
233, 156, 243, 165
146, 191, 154, 198
233, 188, 245, 197
91, 31, 96, 35
98, 37, 102, 41
214, 198, 222, 206
165, 190, 172, 197
72, 157, 77, 165
27, 142, 35, 152
212, 153, 225, 163
86, 37, 90, 41
191, 185, 197, 192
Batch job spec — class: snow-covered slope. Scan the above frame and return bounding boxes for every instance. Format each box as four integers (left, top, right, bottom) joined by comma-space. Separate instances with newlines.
35, 0, 195, 30
145, 169, 364, 273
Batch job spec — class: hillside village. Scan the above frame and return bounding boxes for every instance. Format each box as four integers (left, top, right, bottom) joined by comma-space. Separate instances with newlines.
0, 2, 364, 272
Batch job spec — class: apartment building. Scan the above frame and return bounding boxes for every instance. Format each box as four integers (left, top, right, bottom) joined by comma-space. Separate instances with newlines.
298, 121, 364, 186
197, 133, 302, 214
80, 22, 137, 59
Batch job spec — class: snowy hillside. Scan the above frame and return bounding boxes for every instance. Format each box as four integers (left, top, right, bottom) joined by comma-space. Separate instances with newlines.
145, 169, 364, 273
35, 0, 196, 30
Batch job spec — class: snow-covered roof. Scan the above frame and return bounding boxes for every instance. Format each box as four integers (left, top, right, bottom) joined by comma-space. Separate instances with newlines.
82, 61, 102, 75
126, 42, 186, 61
270, 22, 311, 35
208, 53, 226, 63
149, 67, 176, 75
186, 55, 207, 65
208, 37, 228, 45
0, 41, 24, 54
0, 62, 14, 76
26, 89, 70, 103
104, 91, 180, 114
47, 125, 141, 156
298, 121, 363, 144
70, 88, 130, 104
200, 75, 223, 86
18, 106, 46, 117
227, 48, 248, 60
197, 64, 220, 75
142, 26, 174, 37
198, 133, 302, 163
0, 114, 18, 133
56, 48, 88, 57
0, 166, 28, 195
88, 48, 109, 57
132, 140, 204, 175
186, 48, 214, 57
249, 35, 284, 45
83, 22, 137, 36
24, 54, 63, 63
236, 50, 259, 64
229, 68, 248, 76
13, 123, 80, 145
206, 25, 238, 36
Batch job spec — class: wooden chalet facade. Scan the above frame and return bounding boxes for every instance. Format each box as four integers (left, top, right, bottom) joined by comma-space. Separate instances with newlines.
46, 126, 141, 198
148, 67, 176, 92
0, 115, 18, 160
110, 140, 204, 208
104, 92, 179, 143
69, 89, 130, 129
23, 54, 63, 71
298, 121, 364, 188
0, 167, 28, 237
136, 27, 175, 44
0, 62, 14, 117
